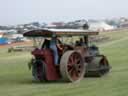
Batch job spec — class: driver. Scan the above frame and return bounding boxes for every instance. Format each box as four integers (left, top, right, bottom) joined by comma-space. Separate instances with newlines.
49, 35, 59, 65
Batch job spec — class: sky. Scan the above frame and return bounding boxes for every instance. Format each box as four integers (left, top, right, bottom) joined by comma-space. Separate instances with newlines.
0, 0, 128, 25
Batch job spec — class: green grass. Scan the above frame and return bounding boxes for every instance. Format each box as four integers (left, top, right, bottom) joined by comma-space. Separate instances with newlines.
0, 30, 128, 96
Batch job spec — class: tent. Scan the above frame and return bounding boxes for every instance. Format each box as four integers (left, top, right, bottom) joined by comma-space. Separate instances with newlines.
0, 38, 8, 45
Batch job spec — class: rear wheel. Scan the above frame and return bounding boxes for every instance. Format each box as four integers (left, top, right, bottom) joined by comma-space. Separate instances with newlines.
60, 51, 85, 82
32, 59, 47, 82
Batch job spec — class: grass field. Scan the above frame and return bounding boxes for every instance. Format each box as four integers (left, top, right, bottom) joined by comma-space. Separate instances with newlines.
0, 30, 128, 96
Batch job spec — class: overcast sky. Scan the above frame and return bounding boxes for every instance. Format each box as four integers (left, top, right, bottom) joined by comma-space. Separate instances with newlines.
0, 0, 128, 25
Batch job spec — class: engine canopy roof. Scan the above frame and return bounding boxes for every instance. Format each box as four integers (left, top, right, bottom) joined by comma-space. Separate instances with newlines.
23, 29, 99, 37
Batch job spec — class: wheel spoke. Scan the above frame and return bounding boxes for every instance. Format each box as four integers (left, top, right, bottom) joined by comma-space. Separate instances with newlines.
68, 65, 74, 72
68, 56, 74, 65
69, 67, 74, 76
74, 58, 80, 64
71, 69, 77, 80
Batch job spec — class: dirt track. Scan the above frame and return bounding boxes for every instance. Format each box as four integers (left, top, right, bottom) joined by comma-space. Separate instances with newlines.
0, 41, 33, 48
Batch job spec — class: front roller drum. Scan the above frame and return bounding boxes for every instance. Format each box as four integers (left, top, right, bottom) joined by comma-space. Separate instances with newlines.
86, 55, 111, 77
98, 56, 110, 76
60, 51, 85, 82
